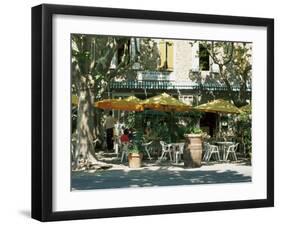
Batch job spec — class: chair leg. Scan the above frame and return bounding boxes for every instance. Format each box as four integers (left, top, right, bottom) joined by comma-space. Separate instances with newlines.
203, 150, 208, 161
175, 153, 178, 164
205, 151, 210, 161
215, 152, 218, 161
223, 148, 226, 161
225, 151, 229, 161
203, 151, 207, 161
159, 151, 166, 161
168, 151, 173, 161
147, 151, 152, 160
233, 152, 237, 161
207, 151, 212, 162
217, 151, 221, 161
146, 149, 152, 160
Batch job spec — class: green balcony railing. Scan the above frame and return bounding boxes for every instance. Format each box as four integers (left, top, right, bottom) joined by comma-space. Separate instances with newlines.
110, 80, 251, 92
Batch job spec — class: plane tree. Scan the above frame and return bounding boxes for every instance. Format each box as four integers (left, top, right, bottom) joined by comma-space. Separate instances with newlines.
71, 35, 159, 168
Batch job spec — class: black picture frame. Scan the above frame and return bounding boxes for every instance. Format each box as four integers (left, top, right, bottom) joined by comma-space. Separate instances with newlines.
31, 4, 274, 222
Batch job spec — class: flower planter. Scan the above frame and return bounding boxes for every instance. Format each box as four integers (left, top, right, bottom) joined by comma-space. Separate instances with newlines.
183, 134, 203, 168
128, 153, 143, 168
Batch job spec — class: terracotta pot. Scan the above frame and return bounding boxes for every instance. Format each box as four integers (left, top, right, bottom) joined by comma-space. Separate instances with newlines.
128, 153, 143, 168
183, 134, 203, 168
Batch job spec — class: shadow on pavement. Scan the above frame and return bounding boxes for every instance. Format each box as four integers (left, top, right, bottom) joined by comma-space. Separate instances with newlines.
71, 167, 251, 190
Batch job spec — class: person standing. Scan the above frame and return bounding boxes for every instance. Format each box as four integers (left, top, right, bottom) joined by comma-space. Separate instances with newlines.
104, 111, 115, 151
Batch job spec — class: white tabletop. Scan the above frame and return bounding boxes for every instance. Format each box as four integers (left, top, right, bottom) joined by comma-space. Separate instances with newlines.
216, 141, 234, 145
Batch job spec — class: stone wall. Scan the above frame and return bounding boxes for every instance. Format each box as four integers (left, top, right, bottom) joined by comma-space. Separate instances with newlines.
171, 40, 193, 81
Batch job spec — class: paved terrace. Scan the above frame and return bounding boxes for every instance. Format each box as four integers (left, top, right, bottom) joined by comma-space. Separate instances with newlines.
72, 155, 251, 190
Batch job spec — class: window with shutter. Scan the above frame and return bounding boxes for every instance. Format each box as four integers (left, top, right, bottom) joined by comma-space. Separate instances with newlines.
159, 40, 166, 69
158, 40, 173, 71
167, 42, 174, 71
199, 44, 210, 71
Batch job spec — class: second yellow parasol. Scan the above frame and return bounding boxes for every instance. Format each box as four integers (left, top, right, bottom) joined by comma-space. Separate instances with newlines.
141, 92, 191, 112
95, 96, 144, 111
195, 99, 241, 114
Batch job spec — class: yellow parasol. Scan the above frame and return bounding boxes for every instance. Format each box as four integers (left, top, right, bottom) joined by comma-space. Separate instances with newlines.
141, 92, 191, 112
195, 99, 241, 114
95, 96, 144, 111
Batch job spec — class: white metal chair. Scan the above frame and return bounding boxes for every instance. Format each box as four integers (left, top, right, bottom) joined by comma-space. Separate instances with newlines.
202, 142, 210, 161
159, 141, 173, 162
120, 142, 129, 162
225, 143, 239, 161
205, 143, 221, 162
142, 141, 153, 160
173, 143, 185, 164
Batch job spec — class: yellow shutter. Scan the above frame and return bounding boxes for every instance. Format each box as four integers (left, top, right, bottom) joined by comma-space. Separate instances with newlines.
159, 40, 166, 69
167, 42, 174, 71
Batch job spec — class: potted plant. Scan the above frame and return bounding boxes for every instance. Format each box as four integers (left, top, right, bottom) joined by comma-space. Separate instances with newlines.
127, 131, 144, 168
183, 115, 203, 168
127, 144, 143, 168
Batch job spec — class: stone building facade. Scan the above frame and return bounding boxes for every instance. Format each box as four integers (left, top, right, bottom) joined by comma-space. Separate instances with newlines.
110, 38, 251, 106
108, 38, 251, 137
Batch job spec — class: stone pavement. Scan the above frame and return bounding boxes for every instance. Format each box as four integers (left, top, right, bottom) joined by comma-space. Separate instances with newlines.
71, 161, 252, 190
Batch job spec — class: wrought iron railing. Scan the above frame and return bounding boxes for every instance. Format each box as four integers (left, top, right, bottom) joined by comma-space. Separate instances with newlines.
110, 80, 251, 92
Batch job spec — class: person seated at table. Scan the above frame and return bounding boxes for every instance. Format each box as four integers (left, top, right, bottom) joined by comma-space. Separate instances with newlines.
119, 129, 130, 162
120, 129, 130, 144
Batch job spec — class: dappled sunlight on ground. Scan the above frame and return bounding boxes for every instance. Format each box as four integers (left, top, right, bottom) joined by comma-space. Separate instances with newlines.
71, 153, 252, 190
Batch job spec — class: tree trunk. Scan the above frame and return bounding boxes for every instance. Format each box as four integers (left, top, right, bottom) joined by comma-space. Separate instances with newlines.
73, 82, 98, 169
93, 107, 105, 144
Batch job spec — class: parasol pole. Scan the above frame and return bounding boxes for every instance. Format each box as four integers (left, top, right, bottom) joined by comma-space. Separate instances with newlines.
218, 113, 221, 139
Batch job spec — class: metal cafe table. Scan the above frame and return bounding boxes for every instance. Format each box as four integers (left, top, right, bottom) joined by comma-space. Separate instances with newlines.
215, 141, 234, 161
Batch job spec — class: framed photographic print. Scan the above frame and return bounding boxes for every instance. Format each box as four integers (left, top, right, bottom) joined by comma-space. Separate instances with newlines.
32, 4, 274, 221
